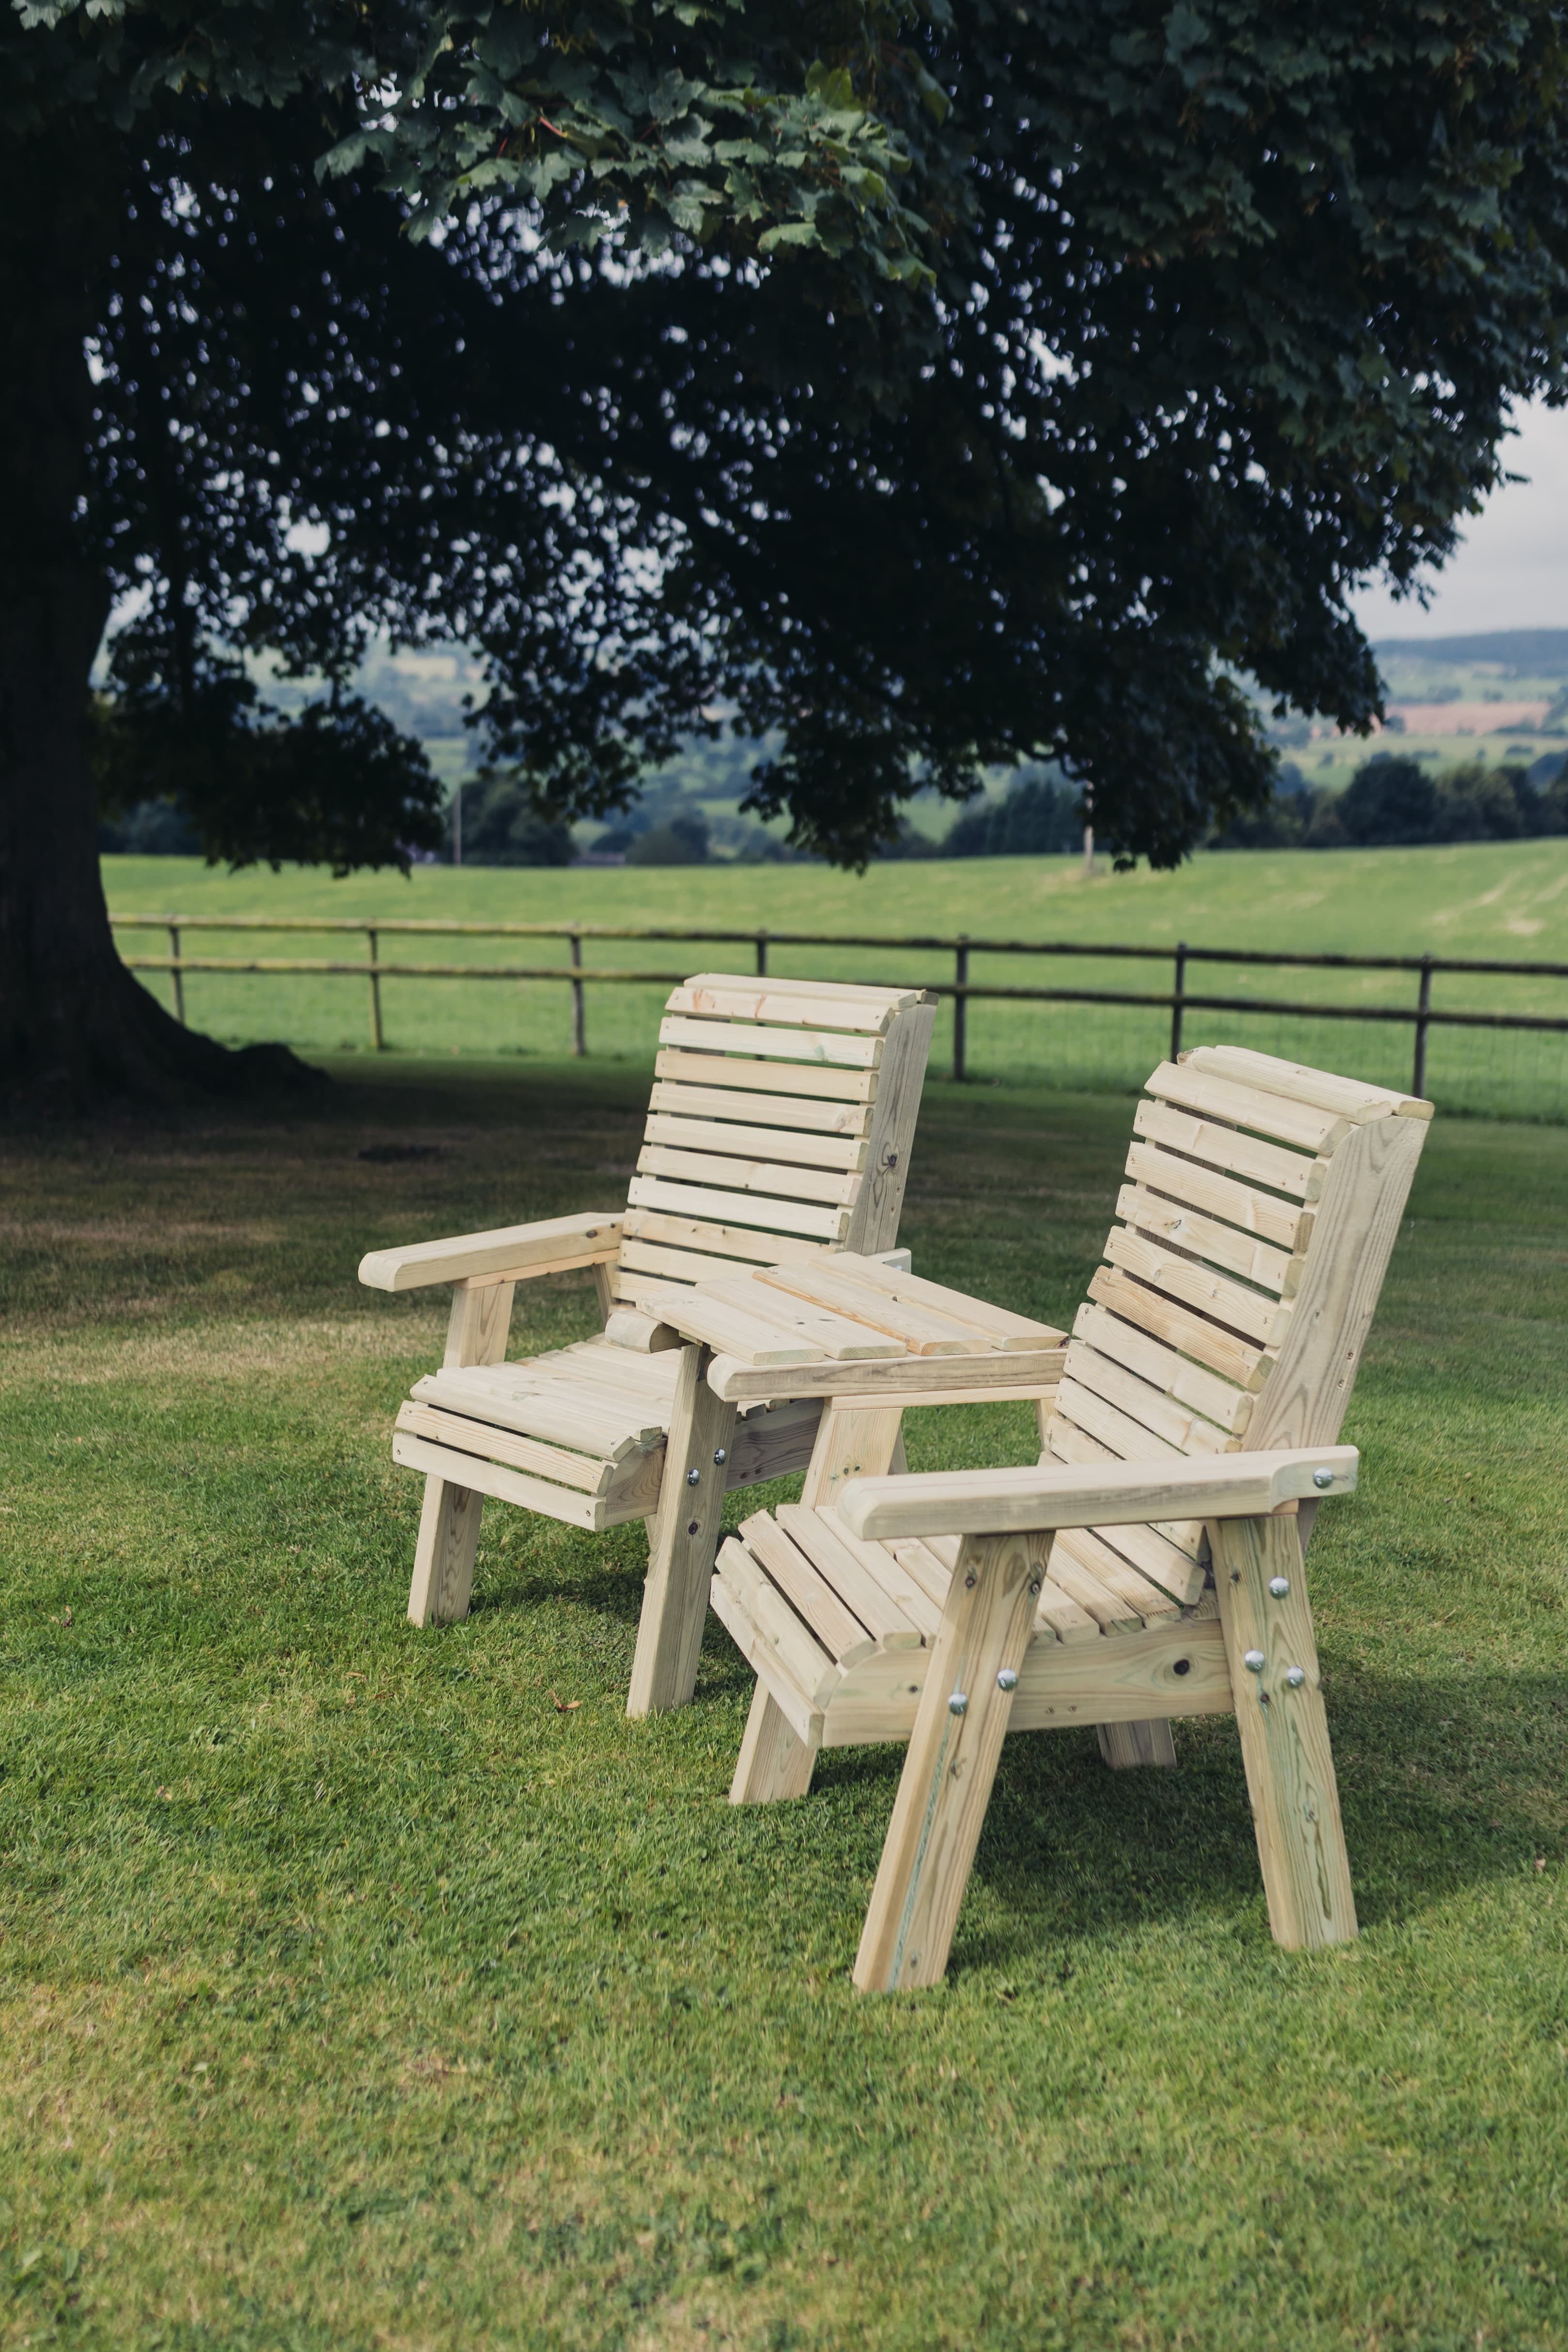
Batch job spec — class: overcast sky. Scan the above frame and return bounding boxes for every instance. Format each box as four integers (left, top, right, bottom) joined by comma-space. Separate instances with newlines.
1350, 397, 1568, 643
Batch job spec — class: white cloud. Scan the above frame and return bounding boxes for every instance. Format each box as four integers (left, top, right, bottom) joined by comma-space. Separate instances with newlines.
1351, 399, 1568, 640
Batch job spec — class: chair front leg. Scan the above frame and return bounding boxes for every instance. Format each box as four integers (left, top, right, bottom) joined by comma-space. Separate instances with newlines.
407, 1278, 515, 1628
854, 1526, 1048, 1992
731, 1686, 822, 1803
627, 1344, 738, 1717
1211, 1510, 1357, 1950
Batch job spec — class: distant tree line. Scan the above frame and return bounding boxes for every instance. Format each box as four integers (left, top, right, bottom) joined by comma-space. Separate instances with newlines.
99, 750, 1568, 866
1214, 753, 1568, 849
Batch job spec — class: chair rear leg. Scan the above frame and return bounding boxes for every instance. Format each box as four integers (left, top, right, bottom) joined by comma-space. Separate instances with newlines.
854, 1529, 1047, 1992
1098, 1720, 1177, 1770
1212, 1512, 1357, 1950
731, 1686, 821, 1803
408, 1473, 483, 1626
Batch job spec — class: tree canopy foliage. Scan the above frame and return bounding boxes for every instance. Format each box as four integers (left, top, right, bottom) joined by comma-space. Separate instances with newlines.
13, 0, 1568, 867
7, 0, 1568, 1096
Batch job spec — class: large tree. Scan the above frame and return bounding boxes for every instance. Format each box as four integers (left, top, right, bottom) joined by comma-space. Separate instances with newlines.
5, 0, 1568, 1102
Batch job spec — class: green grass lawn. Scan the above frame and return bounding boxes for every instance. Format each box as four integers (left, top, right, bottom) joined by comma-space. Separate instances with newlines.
103, 839, 1568, 1121
2, 1059, 1566, 2349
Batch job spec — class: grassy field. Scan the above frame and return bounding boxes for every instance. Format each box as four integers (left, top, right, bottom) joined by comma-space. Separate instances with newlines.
2, 1058, 1566, 2350
105, 839, 1568, 1120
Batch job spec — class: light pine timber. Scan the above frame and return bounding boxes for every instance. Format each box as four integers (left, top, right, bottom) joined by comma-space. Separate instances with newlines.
755, 1261, 991, 1355
1132, 1096, 1326, 1201
1060, 1345, 1230, 1457
648, 1081, 874, 1136
662, 981, 896, 1032
722, 1398, 824, 1488
843, 998, 938, 1254
810, 1254, 1067, 1350
710, 1540, 838, 1724
405, 1274, 517, 1625
725, 1395, 911, 1797
854, 1529, 1049, 1992
737, 1511, 878, 1665
626, 1176, 853, 1243
626, 1282, 826, 1366
665, 1273, 903, 1360
1116, 1181, 1298, 1293
730, 1688, 823, 1803
636, 1144, 863, 1207
1122, 1141, 1315, 1254
627, 1345, 738, 1716
622, 1208, 830, 1267
603, 1307, 684, 1353
1086, 1264, 1270, 1389
642, 1113, 868, 1173
706, 1343, 1067, 1405
658, 1016, 882, 1069
838, 1445, 1359, 1541
1104, 1226, 1291, 1348
359, 1210, 623, 1293
396, 1399, 613, 1492
1244, 1115, 1427, 1454
653, 1048, 878, 1104
1210, 1510, 1357, 1946
393, 1429, 609, 1532
1145, 1061, 1349, 1155
1181, 1044, 1431, 1123
1070, 1300, 1255, 1435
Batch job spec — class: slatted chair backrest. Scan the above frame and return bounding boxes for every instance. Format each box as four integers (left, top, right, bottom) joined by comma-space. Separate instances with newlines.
1043, 1046, 1432, 1594
610, 974, 939, 1306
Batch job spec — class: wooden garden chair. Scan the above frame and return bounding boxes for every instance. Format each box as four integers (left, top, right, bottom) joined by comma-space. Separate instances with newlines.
357, 973, 937, 1714
709, 1045, 1432, 1985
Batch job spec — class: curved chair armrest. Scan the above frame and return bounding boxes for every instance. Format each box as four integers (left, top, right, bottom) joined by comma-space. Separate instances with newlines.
358, 1211, 624, 1293
838, 1444, 1359, 1542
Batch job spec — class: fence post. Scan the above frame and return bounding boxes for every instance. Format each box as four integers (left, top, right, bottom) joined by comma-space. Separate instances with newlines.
953, 938, 969, 1082
367, 928, 385, 1052
570, 931, 586, 1057
1412, 956, 1433, 1100
756, 931, 768, 977
1171, 941, 1188, 1062
168, 923, 185, 1026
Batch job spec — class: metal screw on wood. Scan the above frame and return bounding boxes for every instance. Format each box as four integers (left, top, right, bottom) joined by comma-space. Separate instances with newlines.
947, 1691, 968, 1716
712, 1448, 727, 1466
1028, 1580, 1041, 1596
1269, 1575, 1291, 1599
1313, 1468, 1334, 1489
686, 1519, 699, 1536
1285, 1665, 1307, 1688
995, 1667, 1018, 1693
1243, 1649, 1266, 1673
964, 1572, 976, 1589
686, 1468, 701, 1486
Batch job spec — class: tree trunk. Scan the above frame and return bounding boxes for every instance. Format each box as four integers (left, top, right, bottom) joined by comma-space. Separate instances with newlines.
0, 141, 315, 1110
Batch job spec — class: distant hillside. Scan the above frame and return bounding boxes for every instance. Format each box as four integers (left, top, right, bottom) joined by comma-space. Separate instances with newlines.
1371, 629, 1568, 674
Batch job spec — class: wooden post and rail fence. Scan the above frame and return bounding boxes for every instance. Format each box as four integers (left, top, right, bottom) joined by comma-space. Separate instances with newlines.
109, 914, 1568, 1101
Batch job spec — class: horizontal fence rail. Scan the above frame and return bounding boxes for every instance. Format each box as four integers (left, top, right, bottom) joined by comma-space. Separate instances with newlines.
110, 914, 1568, 1101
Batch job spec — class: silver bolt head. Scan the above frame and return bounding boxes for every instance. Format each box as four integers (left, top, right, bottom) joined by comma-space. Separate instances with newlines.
1285, 1665, 1307, 1689
712, 1448, 727, 1466
1268, 1575, 1291, 1599
1243, 1648, 1266, 1674
686, 1468, 701, 1487
947, 1691, 968, 1717
1312, 1468, 1334, 1490
996, 1667, 1019, 1693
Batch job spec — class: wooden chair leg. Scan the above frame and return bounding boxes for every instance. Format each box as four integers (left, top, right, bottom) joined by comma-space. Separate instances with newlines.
1097, 1720, 1178, 1770
408, 1472, 483, 1626
854, 1529, 1047, 1992
627, 1344, 737, 1718
730, 1686, 821, 1803
1212, 1512, 1357, 1950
